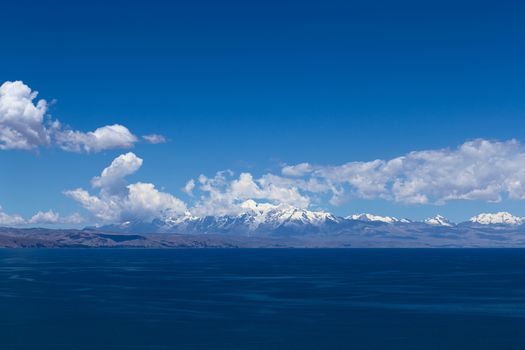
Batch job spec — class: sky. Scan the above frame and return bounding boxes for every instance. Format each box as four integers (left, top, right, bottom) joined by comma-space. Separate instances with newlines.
1, 0, 525, 226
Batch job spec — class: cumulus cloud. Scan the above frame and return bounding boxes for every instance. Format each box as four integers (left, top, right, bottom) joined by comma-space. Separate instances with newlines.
0, 206, 83, 226
188, 171, 311, 216
91, 152, 143, 193
28, 210, 84, 225
29, 210, 60, 224
0, 80, 50, 150
278, 139, 525, 205
184, 139, 525, 216
65, 152, 187, 222
0, 206, 26, 226
55, 124, 138, 153
0, 80, 156, 152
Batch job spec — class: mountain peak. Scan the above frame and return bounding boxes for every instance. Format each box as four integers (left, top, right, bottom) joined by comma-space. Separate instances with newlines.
347, 213, 399, 224
425, 215, 453, 227
469, 212, 523, 225
239, 200, 337, 225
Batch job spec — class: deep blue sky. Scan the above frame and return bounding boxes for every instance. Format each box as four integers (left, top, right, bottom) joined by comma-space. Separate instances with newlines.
1, 0, 525, 223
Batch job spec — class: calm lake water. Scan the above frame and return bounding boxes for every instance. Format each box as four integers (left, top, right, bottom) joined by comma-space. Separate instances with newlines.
1, 249, 524, 349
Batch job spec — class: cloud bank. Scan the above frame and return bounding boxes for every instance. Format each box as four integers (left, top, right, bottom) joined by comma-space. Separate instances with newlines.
4, 138, 525, 226
28, 210, 85, 225
0, 206, 84, 226
62, 138, 525, 224
182, 139, 525, 218
277, 139, 525, 205
0, 206, 26, 226
7, 82, 525, 226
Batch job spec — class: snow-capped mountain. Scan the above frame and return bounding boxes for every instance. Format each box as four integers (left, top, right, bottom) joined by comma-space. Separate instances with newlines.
97, 205, 525, 237
469, 212, 524, 226
425, 215, 453, 227
104, 201, 341, 235
347, 213, 406, 224
239, 200, 339, 228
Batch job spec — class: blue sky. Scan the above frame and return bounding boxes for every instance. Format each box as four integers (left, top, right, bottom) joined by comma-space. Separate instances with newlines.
1, 0, 525, 225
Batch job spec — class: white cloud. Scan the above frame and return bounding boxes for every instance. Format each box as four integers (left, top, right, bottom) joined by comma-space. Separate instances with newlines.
0, 206, 26, 226
185, 138, 525, 215
29, 210, 60, 224
189, 171, 311, 216
66, 152, 187, 222
65, 189, 117, 222
0, 207, 82, 226
281, 163, 313, 177
183, 179, 195, 196
0, 80, 158, 153
91, 152, 143, 193
9, 209, 85, 226
143, 134, 167, 144
55, 124, 138, 153
278, 139, 525, 205
0, 81, 50, 150
124, 182, 186, 220
62, 212, 85, 224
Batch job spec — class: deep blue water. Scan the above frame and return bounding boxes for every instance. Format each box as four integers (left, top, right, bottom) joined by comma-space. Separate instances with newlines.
1, 249, 525, 349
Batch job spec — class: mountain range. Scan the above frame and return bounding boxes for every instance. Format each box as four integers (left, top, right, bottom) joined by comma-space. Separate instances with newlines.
99, 203, 525, 234
2, 205, 525, 248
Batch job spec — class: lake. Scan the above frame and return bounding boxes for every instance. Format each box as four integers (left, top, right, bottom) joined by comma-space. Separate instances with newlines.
1, 249, 524, 349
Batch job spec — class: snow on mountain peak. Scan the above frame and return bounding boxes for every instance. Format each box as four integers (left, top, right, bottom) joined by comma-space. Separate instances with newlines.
348, 213, 399, 224
424, 215, 453, 227
99, 207, 525, 236
238, 200, 338, 227
469, 212, 523, 225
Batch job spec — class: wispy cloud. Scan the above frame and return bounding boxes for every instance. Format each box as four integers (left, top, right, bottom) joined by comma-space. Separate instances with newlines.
142, 134, 167, 144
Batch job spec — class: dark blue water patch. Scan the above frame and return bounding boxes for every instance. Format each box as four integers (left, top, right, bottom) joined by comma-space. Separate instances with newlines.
0, 249, 525, 349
